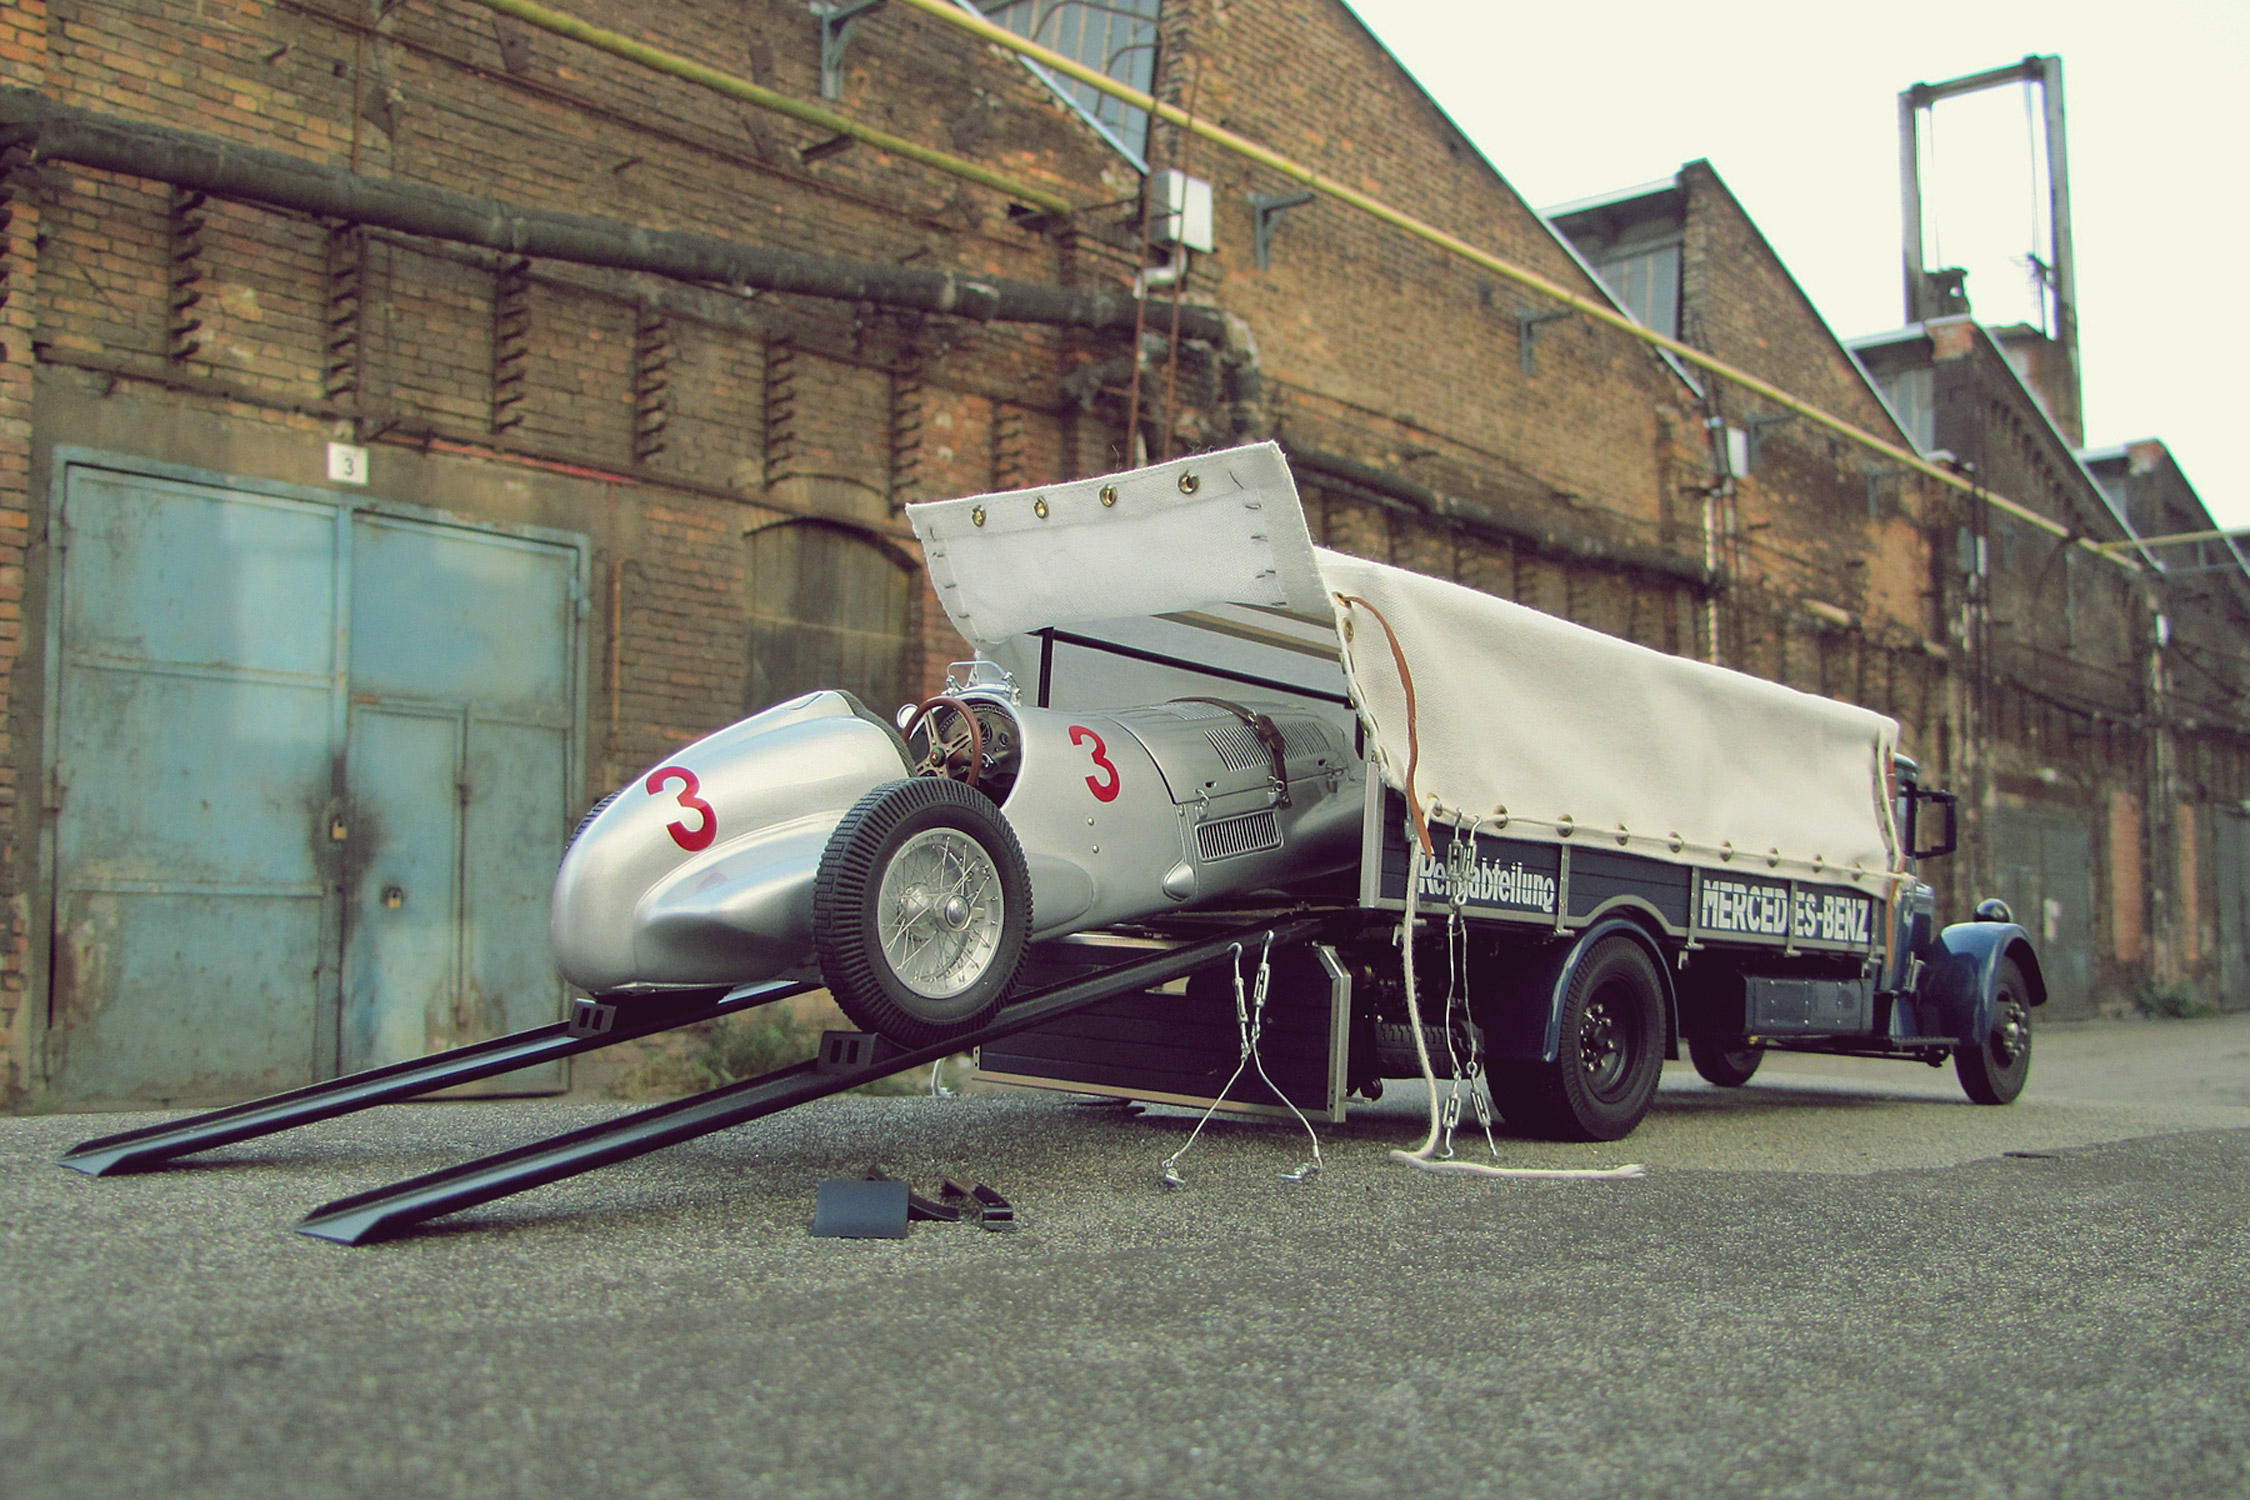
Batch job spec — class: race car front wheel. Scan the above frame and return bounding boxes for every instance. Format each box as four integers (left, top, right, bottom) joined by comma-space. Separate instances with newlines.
813, 778, 1031, 1048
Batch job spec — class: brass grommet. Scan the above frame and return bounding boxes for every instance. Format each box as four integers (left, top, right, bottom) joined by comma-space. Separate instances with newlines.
971, 506, 986, 527
1556, 814, 1575, 838
1099, 485, 1118, 507
1178, 471, 1200, 495
1034, 497, 1049, 519
1667, 833, 1683, 853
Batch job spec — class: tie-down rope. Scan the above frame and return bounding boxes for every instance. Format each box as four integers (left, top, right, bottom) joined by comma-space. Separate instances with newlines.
1160, 934, 1324, 1188
1334, 595, 1643, 1180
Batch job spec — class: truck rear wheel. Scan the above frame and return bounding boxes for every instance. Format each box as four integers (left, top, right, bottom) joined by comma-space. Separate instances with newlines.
1688, 1037, 1764, 1087
1954, 956, 2032, 1105
813, 778, 1030, 1049
1495, 933, 1666, 1142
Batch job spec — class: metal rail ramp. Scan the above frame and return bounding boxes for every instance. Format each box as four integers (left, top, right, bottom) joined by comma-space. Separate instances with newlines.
59, 915, 1326, 1244
56, 982, 803, 1178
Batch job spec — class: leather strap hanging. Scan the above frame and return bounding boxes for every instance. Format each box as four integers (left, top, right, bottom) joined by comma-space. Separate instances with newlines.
1171, 696, 1291, 808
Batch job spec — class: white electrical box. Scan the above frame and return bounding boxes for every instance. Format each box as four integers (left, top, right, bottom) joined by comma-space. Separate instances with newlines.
1152, 169, 1214, 252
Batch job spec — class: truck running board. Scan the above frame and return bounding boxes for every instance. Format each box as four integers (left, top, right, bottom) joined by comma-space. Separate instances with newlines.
296, 915, 1327, 1245
57, 981, 812, 1177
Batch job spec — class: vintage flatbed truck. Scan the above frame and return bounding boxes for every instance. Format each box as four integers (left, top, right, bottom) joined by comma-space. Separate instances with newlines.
63, 442, 2043, 1239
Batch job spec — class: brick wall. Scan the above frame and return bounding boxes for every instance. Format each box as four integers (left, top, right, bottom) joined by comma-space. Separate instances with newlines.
7, 0, 2246, 1100
0, 0, 44, 1098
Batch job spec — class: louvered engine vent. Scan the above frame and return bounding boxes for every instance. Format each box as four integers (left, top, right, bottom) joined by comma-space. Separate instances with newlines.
1205, 721, 1267, 771
1196, 809, 1282, 861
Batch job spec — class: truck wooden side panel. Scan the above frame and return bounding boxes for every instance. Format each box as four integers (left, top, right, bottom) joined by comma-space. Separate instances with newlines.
1359, 789, 1881, 960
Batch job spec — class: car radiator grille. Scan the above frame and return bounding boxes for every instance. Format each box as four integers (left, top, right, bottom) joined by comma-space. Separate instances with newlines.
1196, 809, 1282, 861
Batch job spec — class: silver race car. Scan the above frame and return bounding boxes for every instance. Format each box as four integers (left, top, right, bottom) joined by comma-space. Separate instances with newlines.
551, 663, 1365, 1046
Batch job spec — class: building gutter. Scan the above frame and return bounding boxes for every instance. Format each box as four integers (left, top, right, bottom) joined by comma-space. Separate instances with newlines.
0, 90, 1227, 343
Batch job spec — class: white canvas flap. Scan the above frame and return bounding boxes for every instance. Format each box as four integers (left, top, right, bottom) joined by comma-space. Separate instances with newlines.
907, 442, 1327, 645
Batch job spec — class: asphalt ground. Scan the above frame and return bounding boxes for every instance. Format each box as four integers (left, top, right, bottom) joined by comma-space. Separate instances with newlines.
4, 1013, 2247, 1500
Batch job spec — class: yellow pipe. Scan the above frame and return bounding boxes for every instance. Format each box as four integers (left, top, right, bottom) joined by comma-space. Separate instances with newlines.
894, 0, 2141, 571
2095, 526, 2250, 554
465, 0, 1074, 215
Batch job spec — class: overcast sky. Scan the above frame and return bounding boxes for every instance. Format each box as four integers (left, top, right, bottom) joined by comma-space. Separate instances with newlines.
1344, 1, 2249, 532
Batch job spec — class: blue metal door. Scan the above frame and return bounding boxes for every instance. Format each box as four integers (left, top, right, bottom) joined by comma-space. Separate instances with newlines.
339, 706, 463, 1073
2218, 811, 2249, 1013
50, 470, 345, 1104
1991, 806, 2094, 1019
49, 464, 581, 1105
341, 514, 577, 1080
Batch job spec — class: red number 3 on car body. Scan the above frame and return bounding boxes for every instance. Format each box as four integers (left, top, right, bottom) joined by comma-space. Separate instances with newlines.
1069, 726, 1122, 803
646, 765, 717, 851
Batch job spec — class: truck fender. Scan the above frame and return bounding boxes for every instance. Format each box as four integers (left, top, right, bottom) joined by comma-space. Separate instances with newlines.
1476, 917, 1678, 1065
1918, 921, 2046, 1044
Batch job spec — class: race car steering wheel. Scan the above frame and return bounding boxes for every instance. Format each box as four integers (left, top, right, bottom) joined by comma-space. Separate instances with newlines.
903, 695, 985, 789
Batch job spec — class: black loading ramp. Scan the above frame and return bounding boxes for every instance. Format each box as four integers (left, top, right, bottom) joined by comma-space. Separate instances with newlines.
58, 981, 817, 1176
284, 915, 1327, 1243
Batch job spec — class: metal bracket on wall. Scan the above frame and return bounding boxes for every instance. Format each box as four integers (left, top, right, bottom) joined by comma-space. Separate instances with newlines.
491, 257, 531, 434
1516, 308, 1573, 376
814, 0, 889, 100
1250, 190, 1315, 270
167, 187, 209, 364
1742, 412, 1797, 474
633, 306, 671, 465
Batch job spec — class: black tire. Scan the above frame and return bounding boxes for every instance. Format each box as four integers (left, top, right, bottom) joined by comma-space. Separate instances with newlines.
563, 789, 620, 858
1688, 1037, 1764, 1088
1494, 934, 1667, 1142
1954, 956, 2032, 1105
813, 778, 1030, 1048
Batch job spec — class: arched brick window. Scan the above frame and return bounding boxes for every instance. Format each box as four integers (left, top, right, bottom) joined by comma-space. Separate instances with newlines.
745, 520, 917, 717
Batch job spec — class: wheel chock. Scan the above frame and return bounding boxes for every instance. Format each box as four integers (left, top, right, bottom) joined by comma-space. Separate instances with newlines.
971, 1182, 1015, 1231
860, 1168, 962, 1222
939, 1178, 1015, 1230
812, 1176, 909, 1238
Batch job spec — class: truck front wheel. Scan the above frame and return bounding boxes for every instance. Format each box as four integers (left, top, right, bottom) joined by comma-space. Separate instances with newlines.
1954, 956, 2032, 1105
1495, 934, 1666, 1142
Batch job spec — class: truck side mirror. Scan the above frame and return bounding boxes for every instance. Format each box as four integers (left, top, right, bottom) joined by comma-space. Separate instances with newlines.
1910, 789, 1958, 860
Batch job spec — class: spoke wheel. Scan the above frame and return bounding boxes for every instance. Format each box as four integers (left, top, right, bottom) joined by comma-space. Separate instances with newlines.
1494, 933, 1666, 1142
876, 828, 1007, 1000
1954, 957, 2033, 1105
814, 778, 1029, 1047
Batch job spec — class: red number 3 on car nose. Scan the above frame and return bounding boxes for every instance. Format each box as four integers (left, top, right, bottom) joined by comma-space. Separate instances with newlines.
646, 765, 717, 851
1068, 726, 1122, 803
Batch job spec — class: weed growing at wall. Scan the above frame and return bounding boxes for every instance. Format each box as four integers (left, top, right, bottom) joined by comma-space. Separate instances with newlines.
2134, 979, 2218, 1020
